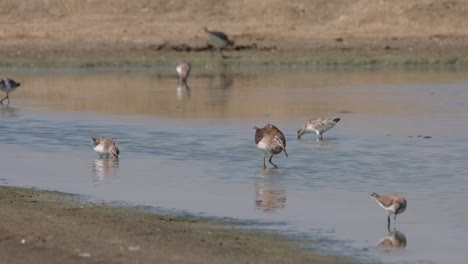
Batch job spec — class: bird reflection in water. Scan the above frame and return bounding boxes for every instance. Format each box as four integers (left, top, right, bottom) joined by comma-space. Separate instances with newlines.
92, 158, 120, 183
0, 105, 19, 117
206, 70, 234, 111
376, 229, 407, 249
176, 82, 191, 101
255, 171, 286, 212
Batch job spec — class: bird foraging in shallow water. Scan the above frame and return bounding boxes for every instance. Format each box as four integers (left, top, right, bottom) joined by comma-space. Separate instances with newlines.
204, 27, 234, 59
371, 193, 407, 230
254, 124, 288, 169
297, 117, 341, 140
0, 78, 21, 105
176, 61, 191, 85
92, 137, 120, 159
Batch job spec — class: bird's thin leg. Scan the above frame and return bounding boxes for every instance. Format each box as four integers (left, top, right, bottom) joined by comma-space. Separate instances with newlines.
220, 49, 228, 59
262, 156, 266, 170
394, 214, 397, 221
268, 155, 278, 169
208, 44, 214, 56
387, 215, 391, 231
0, 94, 6, 105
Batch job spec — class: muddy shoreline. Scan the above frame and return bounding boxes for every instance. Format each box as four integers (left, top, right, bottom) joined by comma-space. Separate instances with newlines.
2, 36, 468, 68
0, 185, 355, 264
3, 0, 468, 68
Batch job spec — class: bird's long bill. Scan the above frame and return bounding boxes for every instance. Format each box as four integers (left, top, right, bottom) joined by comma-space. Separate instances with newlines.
297, 126, 306, 139
275, 136, 288, 158
110, 145, 120, 159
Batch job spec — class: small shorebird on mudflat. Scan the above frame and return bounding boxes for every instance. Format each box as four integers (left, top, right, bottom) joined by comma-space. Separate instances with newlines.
204, 28, 234, 59
0, 78, 21, 105
254, 124, 288, 169
371, 193, 407, 230
91, 137, 120, 159
176, 61, 191, 84
297, 117, 341, 140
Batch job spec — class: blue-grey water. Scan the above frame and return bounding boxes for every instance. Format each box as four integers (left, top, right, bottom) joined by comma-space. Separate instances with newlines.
1, 67, 468, 263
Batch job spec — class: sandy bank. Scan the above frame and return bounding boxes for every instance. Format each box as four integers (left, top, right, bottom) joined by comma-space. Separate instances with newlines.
1, 0, 468, 67
0, 186, 354, 264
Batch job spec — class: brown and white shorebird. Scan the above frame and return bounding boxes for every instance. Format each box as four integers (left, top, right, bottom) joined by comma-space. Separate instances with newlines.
91, 137, 120, 159
204, 28, 235, 59
254, 124, 288, 169
0, 78, 21, 105
371, 193, 407, 230
297, 117, 341, 140
176, 61, 191, 85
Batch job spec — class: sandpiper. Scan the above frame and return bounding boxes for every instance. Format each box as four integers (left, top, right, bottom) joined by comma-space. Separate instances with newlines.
176, 61, 191, 84
371, 193, 407, 230
254, 124, 288, 169
204, 28, 234, 59
297, 117, 341, 140
91, 137, 120, 159
0, 78, 21, 105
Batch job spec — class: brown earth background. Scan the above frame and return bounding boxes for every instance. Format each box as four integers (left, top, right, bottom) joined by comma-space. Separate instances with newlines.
1, 0, 468, 66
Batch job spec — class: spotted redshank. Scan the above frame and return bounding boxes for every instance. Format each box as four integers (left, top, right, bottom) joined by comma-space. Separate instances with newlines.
254, 124, 288, 169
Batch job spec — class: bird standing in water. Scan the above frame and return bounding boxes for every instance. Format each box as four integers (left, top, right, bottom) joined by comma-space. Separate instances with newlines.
92, 137, 120, 159
297, 117, 341, 140
254, 124, 288, 169
371, 193, 407, 231
176, 61, 191, 85
0, 78, 21, 105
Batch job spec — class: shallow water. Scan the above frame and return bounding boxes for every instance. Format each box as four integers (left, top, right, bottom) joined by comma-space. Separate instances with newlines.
1, 67, 468, 263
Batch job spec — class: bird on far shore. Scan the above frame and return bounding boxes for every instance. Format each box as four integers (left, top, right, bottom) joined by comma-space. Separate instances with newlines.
371, 193, 407, 231
176, 61, 191, 85
0, 78, 21, 105
91, 137, 120, 159
204, 27, 234, 59
254, 124, 288, 169
297, 117, 341, 140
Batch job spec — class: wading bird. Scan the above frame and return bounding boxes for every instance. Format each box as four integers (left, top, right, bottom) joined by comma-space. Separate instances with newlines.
254, 124, 288, 169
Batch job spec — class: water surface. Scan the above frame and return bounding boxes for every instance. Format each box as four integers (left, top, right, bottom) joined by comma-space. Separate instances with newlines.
1, 67, 468, 263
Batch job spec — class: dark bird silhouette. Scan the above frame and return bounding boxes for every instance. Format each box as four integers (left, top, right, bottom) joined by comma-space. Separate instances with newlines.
0, 78, 21, 105
204, 28, 234, 59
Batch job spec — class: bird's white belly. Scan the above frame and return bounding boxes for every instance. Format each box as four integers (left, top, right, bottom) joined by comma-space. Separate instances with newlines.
257, 140, 272, 155
93, 145, 108, 156
381, 203, 397, 214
